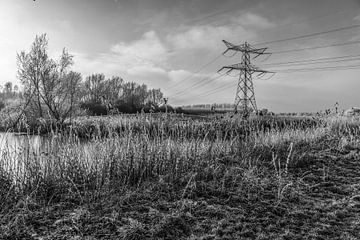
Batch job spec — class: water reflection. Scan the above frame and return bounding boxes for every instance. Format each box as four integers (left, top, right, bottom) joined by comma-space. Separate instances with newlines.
0, 132, 45, 154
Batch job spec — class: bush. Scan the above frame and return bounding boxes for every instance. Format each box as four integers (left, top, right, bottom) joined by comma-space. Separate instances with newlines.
157, 105, 174, 113
80, 102, 107, 116
115, 101, 139, 113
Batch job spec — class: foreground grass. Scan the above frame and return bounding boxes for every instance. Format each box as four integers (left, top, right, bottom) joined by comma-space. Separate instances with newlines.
1, 115, 360, 239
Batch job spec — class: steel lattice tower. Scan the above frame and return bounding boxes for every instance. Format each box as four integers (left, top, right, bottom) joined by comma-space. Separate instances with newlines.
218, 40, 272, 116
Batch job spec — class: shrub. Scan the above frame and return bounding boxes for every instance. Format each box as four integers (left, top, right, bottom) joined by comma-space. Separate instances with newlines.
80, 102, 107, 116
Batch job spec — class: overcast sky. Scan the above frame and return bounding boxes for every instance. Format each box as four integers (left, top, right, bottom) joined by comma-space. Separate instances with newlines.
1, 0, 360, 112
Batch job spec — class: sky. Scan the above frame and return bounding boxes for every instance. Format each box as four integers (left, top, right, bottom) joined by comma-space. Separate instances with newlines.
0, 0, 360, 112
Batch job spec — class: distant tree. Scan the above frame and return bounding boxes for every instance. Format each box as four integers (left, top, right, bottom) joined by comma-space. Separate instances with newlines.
80, 74, 124, 114
17, 34, 82, 123
83, 74, 106, 103
4, 82, 12, 96
102, 76, 123, 112
119, 82, 148, 111
147, 88, 163, 106
79, 73, 165, 115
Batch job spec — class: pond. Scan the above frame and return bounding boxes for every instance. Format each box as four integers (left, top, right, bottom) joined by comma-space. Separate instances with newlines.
0, 132, 45, 154
0, 132, 84, 173
0, 131, 95, 167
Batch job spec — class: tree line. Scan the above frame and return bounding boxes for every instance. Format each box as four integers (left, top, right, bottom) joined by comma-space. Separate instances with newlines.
0, 82, 22, 111
3, 34, 167, 125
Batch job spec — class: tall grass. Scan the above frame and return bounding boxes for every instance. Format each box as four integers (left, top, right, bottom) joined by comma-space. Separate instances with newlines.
0, 113, 347, 211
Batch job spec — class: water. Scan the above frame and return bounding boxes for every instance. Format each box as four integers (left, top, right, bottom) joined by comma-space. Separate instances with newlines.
0, 132, 45, 155
0, 132, 92, 174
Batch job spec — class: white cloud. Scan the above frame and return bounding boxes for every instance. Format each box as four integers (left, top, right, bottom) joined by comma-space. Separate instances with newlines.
167, 25, 232, 50
167, 69, 194, 83
73, 30, 171, 87
230, 12, 275, 29
111, 31, 168, 64
166, 12, 273, 51
127, 65, 168, 76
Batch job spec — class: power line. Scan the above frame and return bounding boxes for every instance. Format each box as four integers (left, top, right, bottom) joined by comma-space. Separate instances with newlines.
222, 8, 356, 32
197, 82, 236, 98
200, 63, 360, 97
254, 24, 360, 46
166, 54, 222, 91
272, 40, 360, 54
260, 54, 360, 67
263, 54, 360, 66
199, 61, 360, 98
272, 63, 360, 73
170, 73, 222, 97
167, 10, 360, 105
181, 3, 242, 25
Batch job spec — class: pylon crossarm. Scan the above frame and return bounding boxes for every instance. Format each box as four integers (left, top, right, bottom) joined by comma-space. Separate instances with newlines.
253, 69, 275, 74
257, 72, 266, 78
222, 49, 238, 57
222, 40, 248, 53
222, 40, 236, 49
226, 63, 243, 69
249, 47, 268, 54
221, 63, 247, 70
254, 52, 272, 61
217, 67, 227, 74
217, 67, 234, 75
222, 48, 231, 55
253, 51, 271, 59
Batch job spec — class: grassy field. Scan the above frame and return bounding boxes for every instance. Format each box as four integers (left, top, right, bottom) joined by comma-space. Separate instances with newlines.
1, 114, 360, 239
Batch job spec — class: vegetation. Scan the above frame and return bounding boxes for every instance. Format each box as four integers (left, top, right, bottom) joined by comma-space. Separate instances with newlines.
0, 34, 167, 132
80, 74, 164, 115
0, 34, 358, 239
17, 34, 82, 124
1, 114, 360, 239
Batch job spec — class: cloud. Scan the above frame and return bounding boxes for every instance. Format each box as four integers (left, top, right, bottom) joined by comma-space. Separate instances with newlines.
111, 31, 168, 64
167, 25, 234, 50
165, 12, 272, 51
230, 12, 275, 29
127, 65, 167, 76
73, 31, 171, 85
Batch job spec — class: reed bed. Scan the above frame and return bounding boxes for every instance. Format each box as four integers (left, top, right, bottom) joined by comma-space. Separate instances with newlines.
0, 115, 324, 205
1, 114, 360, 239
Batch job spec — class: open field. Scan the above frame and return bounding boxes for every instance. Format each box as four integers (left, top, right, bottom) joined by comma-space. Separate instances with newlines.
1, 114, 360, 239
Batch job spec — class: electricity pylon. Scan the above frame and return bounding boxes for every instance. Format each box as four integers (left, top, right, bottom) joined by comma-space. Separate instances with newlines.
218, 40, 273, 117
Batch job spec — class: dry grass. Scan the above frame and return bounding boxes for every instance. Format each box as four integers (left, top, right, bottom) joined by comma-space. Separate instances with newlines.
1, 114, 360, 239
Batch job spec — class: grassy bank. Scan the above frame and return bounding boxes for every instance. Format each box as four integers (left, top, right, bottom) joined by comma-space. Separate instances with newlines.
1, 115, 360, 239
0, 112, 320, 138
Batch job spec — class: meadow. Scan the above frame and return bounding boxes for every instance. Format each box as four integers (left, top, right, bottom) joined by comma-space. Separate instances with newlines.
1, 113, 360, 239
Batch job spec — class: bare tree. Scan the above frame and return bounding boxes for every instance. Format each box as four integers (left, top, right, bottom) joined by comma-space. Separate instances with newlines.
16, 34, 82, 124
